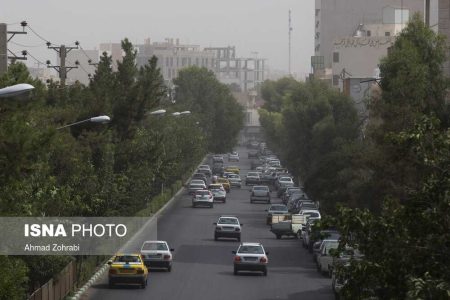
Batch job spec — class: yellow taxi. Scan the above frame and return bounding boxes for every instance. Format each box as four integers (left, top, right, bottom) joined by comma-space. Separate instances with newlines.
108, 253, 148, 288
217, 177, 231, 192
224, 166, 240, 174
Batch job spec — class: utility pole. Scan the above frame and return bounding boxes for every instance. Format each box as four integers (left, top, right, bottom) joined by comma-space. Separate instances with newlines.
46, 41, 79, 86
288, 9, 293, 76
0, 21, 28, 76
425, 0, 431, 27
0, 24, 7, 75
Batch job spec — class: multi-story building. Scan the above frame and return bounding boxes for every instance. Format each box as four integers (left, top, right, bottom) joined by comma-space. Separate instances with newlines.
135, 38, 216, 83
205, 46, 265, 92
313, 0, 424, 74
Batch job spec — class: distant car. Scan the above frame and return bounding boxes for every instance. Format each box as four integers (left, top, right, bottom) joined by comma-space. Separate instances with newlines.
212, 164, 224, 176
208, 184, 227, 203
197, 164, 212, 177
282, 187, 302, 204
224, 166, 240, 174
248, 150, 258, 158
188, 180, 207, 195
192, 173, 208, 184
299, 209, 321, 221
266, 204, 289, 225
217, 177, 231, 192
214, 216, 242, 241
245, 172, 261, 185
192, 190, 214, 208
227, 173, 242, 188
317, 240, 340, 276
233, 243, 268, 276
228, 151, 239, 162
140, 240, 174, 272
314, 239, 339, 264
250, 185, 271, 204
212, 155, 224, 164
108, 254, 148, 288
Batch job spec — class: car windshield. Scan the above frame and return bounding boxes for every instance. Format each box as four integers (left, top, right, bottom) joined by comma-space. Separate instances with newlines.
254, 186, 268, 190
141, 242, 168, 251
114, 255, 141, 263
325, 242, 339, 254
199, 166, 209, 169
191, 180, 204, 185
280, 177, 292, 181
196, 191, 209, 196
238, 245, 264, 254
270, 205, 288, 211
218, 218, 238, 225
218, 179, 228, 183
229, 175, 239, 179
247, 172, 258, 176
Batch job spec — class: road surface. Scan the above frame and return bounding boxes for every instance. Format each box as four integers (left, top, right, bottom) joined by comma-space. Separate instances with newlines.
85, 147, 333, 300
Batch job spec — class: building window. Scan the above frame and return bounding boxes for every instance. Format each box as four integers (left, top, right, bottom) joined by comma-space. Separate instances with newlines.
196, 57, 199, 66
315, 9, 320, 17
333, 52, 339, 63
170, 57, 173, 67
385, 31, 391, 37
367, 30, 371, 37
333, 75, 339, 86
188, 58, 191, 65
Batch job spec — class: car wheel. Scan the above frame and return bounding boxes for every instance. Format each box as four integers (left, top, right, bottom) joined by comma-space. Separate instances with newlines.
276, 234, 281, 240
108, 280, 114, 288
233, 267, 238, 275
250, 199, 253, 203
141, 279, 147, 289
168, 265, 172, 272
237, 236, 241, 242
223, 199, 226, 203
210, 203, 214, 208
214, 235, 218, 241
263, 268, 268, 276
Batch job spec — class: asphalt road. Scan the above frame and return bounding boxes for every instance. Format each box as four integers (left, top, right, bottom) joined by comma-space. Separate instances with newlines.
85, 146, 333, 300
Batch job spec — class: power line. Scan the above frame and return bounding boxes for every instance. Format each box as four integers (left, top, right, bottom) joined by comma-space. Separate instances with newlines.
10, 40, 47, 48
27, 51, 47, 66
26, 25, 58, 46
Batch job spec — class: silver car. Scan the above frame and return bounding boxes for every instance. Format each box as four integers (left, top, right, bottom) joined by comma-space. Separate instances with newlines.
250, 185, 271, 203
232, 243, 268, 276
208, 184, 227, 203
227, 173, 242, 188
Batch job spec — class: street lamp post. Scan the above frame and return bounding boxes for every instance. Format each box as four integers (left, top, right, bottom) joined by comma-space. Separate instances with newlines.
57, 115, 110, 130
0, 83, 34, 98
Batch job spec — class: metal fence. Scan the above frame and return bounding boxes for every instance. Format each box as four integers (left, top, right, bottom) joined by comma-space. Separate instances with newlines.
28, 261, 76, 300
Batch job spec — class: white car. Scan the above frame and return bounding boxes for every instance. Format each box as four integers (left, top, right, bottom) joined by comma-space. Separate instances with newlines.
140, 240, 174, 272
317, 240, 339, 276
192, 190, 214, 208
208, 184, 227, 203
228, 152, 239, 162
233, 243, 268, 276
299, 209, 321, 220
214, 216, 242, 241
227, 173, 242, 188
198, 164, 212, 177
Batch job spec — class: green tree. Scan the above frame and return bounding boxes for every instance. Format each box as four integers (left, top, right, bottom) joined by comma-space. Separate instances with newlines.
0, 256, 28, 300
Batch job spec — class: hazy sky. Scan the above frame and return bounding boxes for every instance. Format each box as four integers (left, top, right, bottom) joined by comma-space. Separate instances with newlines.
1, 0, 314, 78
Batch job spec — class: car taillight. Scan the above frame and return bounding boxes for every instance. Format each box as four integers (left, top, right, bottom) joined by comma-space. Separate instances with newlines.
163, 255, 171, 260
137, 268, 145, 274
109, 268, 117, 274
234, 256, 241, 262
260, 257, 267, 263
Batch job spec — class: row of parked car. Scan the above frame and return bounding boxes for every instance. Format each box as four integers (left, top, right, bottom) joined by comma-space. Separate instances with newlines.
248, 141, 364, 299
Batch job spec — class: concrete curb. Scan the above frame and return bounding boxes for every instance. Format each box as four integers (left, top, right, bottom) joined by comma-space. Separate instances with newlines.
69, 157, 209, 300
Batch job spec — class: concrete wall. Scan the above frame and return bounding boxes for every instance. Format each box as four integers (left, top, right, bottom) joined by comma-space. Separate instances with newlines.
439, 0, 450, 77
